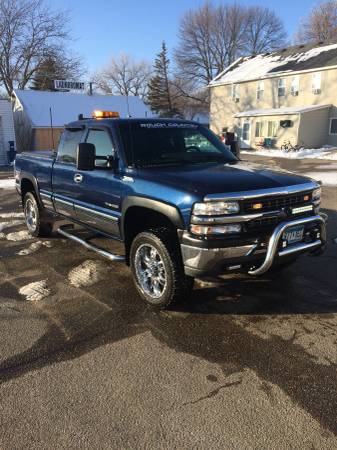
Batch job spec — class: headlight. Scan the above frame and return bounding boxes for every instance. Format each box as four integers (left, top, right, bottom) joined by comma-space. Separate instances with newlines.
190, 224, 241, 235
193, 201, 240, 216
312, 187, 321, 201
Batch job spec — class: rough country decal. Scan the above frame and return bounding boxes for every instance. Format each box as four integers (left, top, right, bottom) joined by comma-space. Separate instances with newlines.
140, 123, 198, 129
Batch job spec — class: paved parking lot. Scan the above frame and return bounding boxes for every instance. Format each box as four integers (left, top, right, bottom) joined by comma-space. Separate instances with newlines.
0, 157, 336, 449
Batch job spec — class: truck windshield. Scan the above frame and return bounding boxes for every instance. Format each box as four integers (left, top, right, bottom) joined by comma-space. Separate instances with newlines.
119, 122, 237, 167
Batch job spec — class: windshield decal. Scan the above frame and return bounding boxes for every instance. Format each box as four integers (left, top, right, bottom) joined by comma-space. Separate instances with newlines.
139, 123, 198, 129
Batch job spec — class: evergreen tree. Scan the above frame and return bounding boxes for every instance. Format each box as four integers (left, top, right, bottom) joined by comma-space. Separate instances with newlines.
147, 42, 180, 117
31, 56, 66, 91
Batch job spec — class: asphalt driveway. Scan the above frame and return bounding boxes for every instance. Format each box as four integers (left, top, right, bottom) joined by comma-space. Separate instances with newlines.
0, 157, 336, 450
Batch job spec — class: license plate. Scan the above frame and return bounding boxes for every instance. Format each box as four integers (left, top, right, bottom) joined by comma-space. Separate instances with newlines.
283, 225, 304, 244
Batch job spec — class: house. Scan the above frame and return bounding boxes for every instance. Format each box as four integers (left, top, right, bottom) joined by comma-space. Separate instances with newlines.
209, 41, 337, 149
0, 100, 16, 165
12, 90, 153, 151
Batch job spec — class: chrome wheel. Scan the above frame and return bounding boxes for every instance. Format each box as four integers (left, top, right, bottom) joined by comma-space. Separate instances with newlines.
134, 244, 167, 299
24, 198, 37, 232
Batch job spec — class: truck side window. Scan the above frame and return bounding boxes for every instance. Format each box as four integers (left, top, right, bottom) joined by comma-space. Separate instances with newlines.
57, 129, 83, 164
86, 129, 114, 167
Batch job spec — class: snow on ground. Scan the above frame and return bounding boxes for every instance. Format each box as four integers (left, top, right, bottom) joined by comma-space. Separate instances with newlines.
305, 172, 337, 186
0, 178, 15, 189
0, 220, 23, 232
5, 230, 33, 241
68, 259, 111, 288
241, 147, 337, 160
17, 241, 52, 256
19, 280, 50, 302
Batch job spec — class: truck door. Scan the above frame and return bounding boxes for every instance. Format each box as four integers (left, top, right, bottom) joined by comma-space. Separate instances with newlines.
52, 127, 84, 218
72, 126, 123, 238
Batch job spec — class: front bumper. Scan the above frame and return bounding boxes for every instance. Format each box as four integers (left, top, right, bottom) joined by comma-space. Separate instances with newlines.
181, 214, 327, 277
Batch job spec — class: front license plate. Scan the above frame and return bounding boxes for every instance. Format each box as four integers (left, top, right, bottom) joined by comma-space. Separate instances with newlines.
283, 225, 304, 244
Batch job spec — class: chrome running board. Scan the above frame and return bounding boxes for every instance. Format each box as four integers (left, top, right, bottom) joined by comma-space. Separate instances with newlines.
248, 214, 326, 276
57, 225, 125, 262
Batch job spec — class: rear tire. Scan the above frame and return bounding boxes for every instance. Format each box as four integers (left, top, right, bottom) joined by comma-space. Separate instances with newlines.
130, 228, 194, 309
23, 192, 53, 237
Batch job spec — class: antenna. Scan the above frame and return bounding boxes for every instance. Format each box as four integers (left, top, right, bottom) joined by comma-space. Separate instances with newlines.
126, 94, 131, 118
49, 107, 55, 150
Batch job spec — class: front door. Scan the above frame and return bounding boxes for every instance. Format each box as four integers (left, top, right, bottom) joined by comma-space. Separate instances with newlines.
72, 127, 123, 238
241, 120, 251, 148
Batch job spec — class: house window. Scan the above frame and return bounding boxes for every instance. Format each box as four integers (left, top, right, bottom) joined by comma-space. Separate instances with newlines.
278, 78, 286, 97
255, 121, 264, 138
267, 121, 278, 137
329, 118, 337, 134
256, 81, 264, 100
290, 76, 299, 96
312, 72, 321, 94
242, 120, 250, 141
231, 84, 240, 102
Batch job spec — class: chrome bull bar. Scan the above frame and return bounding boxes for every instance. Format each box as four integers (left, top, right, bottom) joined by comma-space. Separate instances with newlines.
248, 214, 326, 276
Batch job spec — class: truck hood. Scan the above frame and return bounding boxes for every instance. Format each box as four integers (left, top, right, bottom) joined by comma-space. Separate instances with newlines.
137, 161, 313, 198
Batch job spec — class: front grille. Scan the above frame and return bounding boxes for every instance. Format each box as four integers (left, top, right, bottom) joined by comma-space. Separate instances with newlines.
243, 191, 312, 213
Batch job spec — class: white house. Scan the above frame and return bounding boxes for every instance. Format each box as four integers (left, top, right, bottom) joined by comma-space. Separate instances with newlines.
0, 100, 16, 165
12, 90, 153, 151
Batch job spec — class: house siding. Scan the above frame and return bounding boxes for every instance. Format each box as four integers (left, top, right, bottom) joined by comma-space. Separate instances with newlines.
0, 100, 16, 165
210, 66, 337, 149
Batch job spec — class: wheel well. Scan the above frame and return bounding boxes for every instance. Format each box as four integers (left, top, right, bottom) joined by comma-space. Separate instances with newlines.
124, 206, 177, 265
20, 178, 36, 203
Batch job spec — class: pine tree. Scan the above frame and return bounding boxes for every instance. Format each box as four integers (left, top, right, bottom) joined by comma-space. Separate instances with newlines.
147, 42, 180, 117
30, 53, 76, 91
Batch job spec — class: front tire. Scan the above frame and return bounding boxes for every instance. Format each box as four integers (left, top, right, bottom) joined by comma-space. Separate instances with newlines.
130, 229, 194, 309
23, 192, 53, 237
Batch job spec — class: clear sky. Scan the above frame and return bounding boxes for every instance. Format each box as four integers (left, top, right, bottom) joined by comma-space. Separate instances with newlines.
55, 0, 318, 78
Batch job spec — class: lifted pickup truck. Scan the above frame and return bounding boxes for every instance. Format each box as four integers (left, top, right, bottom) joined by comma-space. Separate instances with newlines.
15, 114, 326, 308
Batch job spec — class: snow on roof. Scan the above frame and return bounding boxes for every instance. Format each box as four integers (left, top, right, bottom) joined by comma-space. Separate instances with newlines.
235, 104, 331, 118
13, 90, 153, 127
210, 42, 337, 86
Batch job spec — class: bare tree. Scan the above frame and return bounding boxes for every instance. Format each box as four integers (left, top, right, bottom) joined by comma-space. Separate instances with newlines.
0, 0, 77, 96
245, 6, 288, 55
295, 1, 337, 43
174, 1, 287, 87
93, 53, 152, 99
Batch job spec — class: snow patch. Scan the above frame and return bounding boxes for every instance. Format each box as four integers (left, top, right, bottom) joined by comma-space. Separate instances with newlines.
0, 179, 15, 189
242, 147, 337, 160
17, 241, 52, 255
0, 220, 23, 232
305, 172, 337, 186
0, 212, 24, 219
19, 280, 50, 302
5, 230, 33, 241
68, 259, 110, 288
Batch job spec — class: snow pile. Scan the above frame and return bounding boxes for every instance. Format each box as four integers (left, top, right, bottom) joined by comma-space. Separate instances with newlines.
68, 259, 110, 288
17, 240, 52, 256
19, 280, 50, 302
305, 172, 337, 186
5, 230, 33, 241
0, 212, 24, 219
242, 147, 337, 160
0, 179, 15, 189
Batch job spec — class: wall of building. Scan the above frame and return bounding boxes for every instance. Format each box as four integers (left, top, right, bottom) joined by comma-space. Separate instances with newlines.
210, 66, 337, 147
298, 108, 330, 148
0, 100, 16, 165
33, 128, 63, 151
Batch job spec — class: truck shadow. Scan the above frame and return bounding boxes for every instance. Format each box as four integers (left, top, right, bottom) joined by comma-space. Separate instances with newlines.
0, 204, 336, 434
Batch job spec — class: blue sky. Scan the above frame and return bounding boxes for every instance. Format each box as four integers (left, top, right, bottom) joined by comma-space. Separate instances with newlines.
56, 0, 318, 77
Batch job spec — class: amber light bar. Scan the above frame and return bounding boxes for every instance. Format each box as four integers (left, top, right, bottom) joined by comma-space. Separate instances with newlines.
92, 110, 120, 119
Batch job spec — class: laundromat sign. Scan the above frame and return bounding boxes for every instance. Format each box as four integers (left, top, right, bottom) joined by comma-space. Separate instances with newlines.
54, 80, 85, 91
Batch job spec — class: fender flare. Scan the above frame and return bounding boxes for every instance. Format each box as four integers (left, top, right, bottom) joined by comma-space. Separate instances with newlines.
19, 172, 42, 206
120, 196, 185, 240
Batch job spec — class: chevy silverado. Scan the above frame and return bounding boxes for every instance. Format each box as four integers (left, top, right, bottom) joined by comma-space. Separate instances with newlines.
14, 113, 326, 308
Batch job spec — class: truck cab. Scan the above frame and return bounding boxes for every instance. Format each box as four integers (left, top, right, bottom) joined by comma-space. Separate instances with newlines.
15, 113, 327, 309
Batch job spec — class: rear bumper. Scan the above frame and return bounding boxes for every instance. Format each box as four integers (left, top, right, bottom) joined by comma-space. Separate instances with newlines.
181, 214, 327, 277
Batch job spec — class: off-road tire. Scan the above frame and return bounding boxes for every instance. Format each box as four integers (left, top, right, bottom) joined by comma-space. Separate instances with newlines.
130, 228, 194, 309
23, 192, 53, 237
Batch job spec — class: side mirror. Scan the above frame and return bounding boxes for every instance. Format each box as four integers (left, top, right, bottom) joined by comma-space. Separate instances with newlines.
77, 143, 95, 171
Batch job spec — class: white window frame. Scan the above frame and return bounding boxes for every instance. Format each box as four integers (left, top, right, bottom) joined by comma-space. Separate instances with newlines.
255, 121, 265, 138
256, 80, 264, 100
242, 119, 250, 141
278, 78, 286, 97
329, 117, 337, 135
267, 120, 278, 138
290, 76, 300, 96
312, 72, 321, 94
231, 83, 240, 102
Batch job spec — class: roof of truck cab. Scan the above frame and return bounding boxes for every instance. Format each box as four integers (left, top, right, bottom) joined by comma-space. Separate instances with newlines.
65, 117, 201, 128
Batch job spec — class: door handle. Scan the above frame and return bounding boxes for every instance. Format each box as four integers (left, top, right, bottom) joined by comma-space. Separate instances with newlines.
74, 173, 83, 183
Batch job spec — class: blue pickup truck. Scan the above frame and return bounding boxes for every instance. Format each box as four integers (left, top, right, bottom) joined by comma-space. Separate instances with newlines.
14, 114, 326, 308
